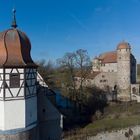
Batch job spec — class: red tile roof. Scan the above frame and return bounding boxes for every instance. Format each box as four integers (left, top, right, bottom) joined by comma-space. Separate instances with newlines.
98, 51, 117, 64
117, 42, 131, 50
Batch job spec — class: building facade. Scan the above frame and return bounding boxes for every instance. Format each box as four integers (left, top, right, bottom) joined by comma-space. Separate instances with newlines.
91, 42, 137, 101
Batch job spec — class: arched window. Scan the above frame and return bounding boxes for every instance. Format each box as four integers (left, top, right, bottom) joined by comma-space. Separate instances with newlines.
132, 87, 137, 94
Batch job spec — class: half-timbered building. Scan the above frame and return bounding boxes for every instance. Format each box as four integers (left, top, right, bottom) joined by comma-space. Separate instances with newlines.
0, 9, 63, 140
0, 9, 38, 137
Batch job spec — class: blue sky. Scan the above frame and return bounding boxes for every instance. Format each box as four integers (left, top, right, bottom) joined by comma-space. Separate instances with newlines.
0, 0, 140, 63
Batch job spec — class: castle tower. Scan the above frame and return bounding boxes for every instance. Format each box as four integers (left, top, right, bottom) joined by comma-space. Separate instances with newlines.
0, 9, 38, 140
117, 42, 131, 101
92, 57, 100, 72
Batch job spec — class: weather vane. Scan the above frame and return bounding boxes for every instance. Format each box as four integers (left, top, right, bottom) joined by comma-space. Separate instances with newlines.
11, 8, 17, 28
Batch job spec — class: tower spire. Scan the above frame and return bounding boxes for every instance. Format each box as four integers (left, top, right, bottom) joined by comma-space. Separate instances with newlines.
11, 8, 17, 28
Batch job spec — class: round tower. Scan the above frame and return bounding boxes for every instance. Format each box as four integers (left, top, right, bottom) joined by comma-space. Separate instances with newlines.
117, 42, 131, 101
0, 9, 38, 140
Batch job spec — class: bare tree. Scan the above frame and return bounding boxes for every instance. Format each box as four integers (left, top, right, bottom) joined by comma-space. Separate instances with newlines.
57, 49, 91, 102
75, 49, 91, 97
57, 52, 77, 100
36, 59, 56, 88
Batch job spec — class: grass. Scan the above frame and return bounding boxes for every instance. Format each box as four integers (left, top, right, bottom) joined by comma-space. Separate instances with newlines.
64, 102, 140, 139
84, 115, 140, 136
84, 102, 140, 136
134, 135, 140, 140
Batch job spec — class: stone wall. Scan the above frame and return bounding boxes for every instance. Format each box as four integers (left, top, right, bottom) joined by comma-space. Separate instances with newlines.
90, 126, 140, 140
117, 48, 131, 100
100, 63, 117, 72
91, 72, 117, 91
75, 72, 117, 93
92, 58, 100, 72
0, 127, 39, 140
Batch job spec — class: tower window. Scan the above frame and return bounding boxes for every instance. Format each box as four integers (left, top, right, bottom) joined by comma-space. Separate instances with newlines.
102, 75, 105, 78
100, 80, 102, 83
10, 73, 20, 88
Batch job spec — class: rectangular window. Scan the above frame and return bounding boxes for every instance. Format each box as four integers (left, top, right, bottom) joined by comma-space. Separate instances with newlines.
10, 73, 20, 88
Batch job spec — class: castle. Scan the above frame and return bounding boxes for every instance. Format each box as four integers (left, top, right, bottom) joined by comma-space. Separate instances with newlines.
88, 42, 139, 101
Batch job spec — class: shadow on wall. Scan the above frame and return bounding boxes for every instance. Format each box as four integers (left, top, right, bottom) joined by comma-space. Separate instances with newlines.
37, 85, 63, 140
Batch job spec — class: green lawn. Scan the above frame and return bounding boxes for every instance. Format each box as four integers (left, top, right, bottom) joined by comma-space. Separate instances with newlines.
134, 135, 140, 140
84, 115, 140, 136
64, 102, 140, 138
84, 102, 140, 135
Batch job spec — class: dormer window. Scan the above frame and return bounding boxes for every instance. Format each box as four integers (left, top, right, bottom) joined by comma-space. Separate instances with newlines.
10, 73, 20, 88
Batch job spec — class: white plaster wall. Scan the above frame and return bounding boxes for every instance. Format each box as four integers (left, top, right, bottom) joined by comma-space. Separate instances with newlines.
0, 71, 4, 98
20, 74, 24, 79
0, 81, 3, 98
18, 69, 24, 73
0, 73, 3, 79
0, 68, 38, 131
25, 97, 37, 127
0, 89, 3, 98
5, 88, 24, 98
4, 68, 25, 98
5, 68, 24, 74
5, 74, 9, 80
4, 100, 25, 130
0, 101, 4, 129
5, 69, 11, 73
0, 69, 3, 73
